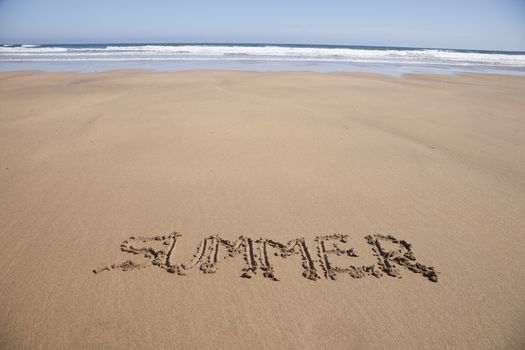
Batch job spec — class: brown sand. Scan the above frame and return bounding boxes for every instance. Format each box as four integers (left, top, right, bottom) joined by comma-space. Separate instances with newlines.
0, 70, 524, 349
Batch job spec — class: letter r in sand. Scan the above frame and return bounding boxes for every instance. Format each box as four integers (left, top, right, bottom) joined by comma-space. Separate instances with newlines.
365, 234, 439, 282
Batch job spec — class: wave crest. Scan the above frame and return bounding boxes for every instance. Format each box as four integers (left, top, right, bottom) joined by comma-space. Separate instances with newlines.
1, 44, 524, 67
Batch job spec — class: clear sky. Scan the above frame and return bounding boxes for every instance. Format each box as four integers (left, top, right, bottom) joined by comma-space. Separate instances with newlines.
0, 0, 524, 51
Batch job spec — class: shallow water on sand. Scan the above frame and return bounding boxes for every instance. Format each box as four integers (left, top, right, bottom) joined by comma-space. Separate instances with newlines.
2, 43, 525, 76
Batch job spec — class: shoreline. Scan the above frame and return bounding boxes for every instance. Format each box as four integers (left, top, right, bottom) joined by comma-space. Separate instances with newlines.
2, 68, 525, 79
2, 43, 524, 77
2, 67, 525, 78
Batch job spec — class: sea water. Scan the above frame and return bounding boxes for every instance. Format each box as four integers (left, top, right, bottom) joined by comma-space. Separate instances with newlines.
1, 43, 524, 76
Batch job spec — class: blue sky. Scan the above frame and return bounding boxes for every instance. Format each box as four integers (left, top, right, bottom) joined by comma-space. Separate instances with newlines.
0, 0, 524, 50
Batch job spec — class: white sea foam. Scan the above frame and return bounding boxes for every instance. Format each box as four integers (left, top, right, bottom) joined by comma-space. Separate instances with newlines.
1, 44, 524, 72
0, 46, 68, 53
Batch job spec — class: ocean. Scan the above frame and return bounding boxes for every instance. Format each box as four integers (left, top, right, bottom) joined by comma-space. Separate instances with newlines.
1, 43, 525, 75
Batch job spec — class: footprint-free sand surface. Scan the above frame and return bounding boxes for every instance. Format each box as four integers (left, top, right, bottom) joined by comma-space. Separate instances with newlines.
1, 70, 524, 349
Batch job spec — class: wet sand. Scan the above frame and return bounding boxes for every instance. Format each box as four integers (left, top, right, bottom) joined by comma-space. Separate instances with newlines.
0, 70, 524, 349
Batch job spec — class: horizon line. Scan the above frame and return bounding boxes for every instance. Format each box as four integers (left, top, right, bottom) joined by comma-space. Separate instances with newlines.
2, 41, 525, 54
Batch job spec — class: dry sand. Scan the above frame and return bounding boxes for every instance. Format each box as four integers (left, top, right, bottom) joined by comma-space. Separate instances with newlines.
0, 70, 524, 349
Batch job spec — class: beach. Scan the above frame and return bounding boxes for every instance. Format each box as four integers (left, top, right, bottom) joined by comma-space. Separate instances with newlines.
1, 70, 524, 349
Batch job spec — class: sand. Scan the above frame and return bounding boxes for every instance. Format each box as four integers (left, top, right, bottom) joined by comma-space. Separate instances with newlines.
0, 70, 524, 349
